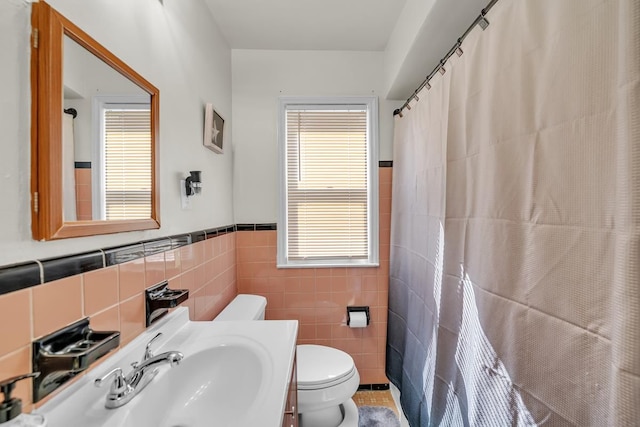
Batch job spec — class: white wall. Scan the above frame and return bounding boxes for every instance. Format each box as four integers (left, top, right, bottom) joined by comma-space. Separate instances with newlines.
0, 0, 232, 266
384, 0, 487, 100
232, 49, 401, 224
384, 0, 437, 97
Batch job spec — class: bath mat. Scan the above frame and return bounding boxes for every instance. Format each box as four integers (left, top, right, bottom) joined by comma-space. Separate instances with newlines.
358, 406, 401, 427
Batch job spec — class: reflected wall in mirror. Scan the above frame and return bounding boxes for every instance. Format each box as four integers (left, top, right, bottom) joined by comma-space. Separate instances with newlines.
31, 1, 160, 240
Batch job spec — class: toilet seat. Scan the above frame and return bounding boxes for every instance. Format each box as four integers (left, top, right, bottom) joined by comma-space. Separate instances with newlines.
297, 345, 356, 390
296, 345, 360, 425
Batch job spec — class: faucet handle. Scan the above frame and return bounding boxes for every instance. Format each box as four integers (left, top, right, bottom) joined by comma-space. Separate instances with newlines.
143, 333, 163, 361
95, 368, 135, 409
95, 368, 128, 395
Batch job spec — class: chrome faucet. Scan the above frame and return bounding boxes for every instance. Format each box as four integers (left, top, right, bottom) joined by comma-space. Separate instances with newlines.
95, 333, 184, 409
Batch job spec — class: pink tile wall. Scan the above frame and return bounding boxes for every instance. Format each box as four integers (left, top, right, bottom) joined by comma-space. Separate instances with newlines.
75, 168, 92, 220
237, 168, 392, 384
0, 233, 237, 411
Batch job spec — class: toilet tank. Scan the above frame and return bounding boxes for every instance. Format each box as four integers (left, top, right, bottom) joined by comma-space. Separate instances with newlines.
213, 294, 267, 321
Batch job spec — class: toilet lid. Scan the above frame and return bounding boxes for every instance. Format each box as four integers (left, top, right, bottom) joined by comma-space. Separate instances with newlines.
297, 345, 356, 390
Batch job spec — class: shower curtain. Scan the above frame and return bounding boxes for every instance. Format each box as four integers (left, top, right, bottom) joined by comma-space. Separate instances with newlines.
386, 0, 639, 426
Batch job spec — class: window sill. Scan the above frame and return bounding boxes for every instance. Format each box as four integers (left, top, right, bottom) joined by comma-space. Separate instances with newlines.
277, 261, 380, 269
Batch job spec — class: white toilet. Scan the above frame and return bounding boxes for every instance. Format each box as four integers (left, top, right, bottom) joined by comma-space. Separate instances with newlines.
214, 294, 360, 427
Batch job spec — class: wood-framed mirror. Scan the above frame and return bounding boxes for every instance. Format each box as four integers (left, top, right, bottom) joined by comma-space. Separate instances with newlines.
31, 1, 160, 240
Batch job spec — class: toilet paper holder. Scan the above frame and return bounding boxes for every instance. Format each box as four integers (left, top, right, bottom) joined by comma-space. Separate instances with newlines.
347, 306, 370, 327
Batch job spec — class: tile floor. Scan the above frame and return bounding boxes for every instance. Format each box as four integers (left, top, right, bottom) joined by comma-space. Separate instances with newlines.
353, 390, 398, 416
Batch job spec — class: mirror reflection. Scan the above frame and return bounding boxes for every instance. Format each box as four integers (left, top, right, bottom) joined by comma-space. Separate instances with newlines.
63, 35, 152, 222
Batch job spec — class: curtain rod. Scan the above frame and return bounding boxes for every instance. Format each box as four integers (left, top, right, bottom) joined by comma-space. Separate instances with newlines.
393, 0, 500, 117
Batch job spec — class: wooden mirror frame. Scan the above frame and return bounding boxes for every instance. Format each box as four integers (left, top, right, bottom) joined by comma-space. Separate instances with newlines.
31, 1, 160, 240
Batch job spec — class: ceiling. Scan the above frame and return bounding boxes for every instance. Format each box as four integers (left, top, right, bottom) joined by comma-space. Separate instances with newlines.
202, 0, 490, 100
202, 0, 406, 51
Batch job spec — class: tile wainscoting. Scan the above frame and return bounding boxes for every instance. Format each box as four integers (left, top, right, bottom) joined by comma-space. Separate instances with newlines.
0, 227, 237, 411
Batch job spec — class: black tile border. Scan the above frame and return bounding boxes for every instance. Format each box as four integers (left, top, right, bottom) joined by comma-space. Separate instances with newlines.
202, 228, 219, 237
235, 224, 256, 231
190, 231, 206, 243
169, 234, 192, 249
42, 251, 104, 283
142, 238, 173, 256
103, 244, 145, 267
235, 223, 277, 231
0, 262, 42, 296
217, 226, 235, 236
204, 225, 236, 238
255, 223, 277, 231
358, 383, 390, 391
0, 224, 236, 295
379, 160, 393, 168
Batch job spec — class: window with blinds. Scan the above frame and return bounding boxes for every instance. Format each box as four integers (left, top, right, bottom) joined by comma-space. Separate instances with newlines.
278, 97, 379, 267
103, 107, 152, 220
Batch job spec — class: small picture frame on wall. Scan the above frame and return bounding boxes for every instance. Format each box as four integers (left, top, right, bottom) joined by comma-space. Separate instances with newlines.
203, 103, 224, 154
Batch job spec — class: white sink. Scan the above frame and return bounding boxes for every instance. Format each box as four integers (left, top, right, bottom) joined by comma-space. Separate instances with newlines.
122, 339, 272, 427
38, 308, 298, 427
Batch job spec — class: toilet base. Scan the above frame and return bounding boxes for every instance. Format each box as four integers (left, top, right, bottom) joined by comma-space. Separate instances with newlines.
299, 398, 358, 427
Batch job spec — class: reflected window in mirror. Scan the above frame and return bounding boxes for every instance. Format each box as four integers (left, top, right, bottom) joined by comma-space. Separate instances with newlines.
99, 99, 152, 221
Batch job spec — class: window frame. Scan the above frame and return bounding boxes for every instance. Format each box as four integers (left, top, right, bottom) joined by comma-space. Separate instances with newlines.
277, 96, 379, 268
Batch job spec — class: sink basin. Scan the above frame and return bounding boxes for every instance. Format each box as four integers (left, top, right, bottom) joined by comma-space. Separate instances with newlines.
38, 308, 298, 427
122, 339, 272, 427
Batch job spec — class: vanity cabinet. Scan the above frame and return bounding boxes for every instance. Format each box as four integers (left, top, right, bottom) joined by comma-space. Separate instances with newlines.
282, 354, 298, 427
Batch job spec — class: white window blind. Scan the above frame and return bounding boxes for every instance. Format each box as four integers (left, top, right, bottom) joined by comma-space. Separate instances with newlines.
279, 98, 378, 267
103, 108, 152, 220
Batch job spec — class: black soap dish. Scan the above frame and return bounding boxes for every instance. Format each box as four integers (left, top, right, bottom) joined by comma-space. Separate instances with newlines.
32, 318, 119, 402
145, 281, 189, 326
